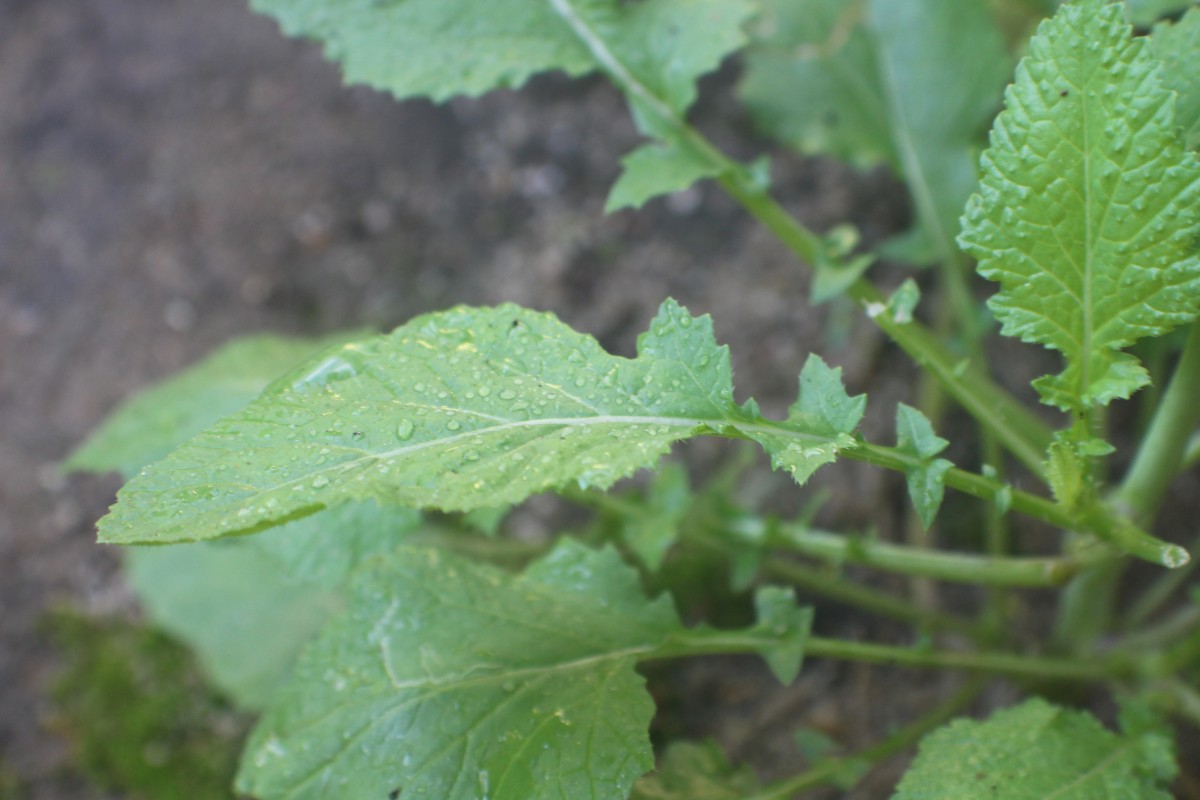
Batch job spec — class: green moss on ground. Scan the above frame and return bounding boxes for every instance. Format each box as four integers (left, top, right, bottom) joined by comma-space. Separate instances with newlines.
47, 612, 250, 800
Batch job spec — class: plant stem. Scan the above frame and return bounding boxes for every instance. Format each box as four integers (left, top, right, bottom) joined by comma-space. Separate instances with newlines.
650, 630, 1123, 682
1114, 321, 1200, 523
726, 516, 1109, 587
753, 552, 982, 638
719, 172, 1053, 475
746, 677, 986, 800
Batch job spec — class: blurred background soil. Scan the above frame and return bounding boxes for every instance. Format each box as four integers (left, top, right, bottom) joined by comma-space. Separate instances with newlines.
0, 0, 997, 797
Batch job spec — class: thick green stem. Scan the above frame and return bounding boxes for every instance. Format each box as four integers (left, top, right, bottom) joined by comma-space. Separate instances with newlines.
727, 516, 1107, 587
1114, 322, 1200, 523
1059, 324, 1200, 647
747, 678, 986, 800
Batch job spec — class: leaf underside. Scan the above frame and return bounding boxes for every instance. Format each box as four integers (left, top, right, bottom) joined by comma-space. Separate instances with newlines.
959, 0, 1200, 412
237, 542, 679, 800
98, 300, 863, 545
251, 0, 755, 209
892, 698, 1176, 799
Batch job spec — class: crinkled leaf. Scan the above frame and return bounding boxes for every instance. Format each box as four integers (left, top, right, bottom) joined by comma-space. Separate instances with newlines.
1152, 7, 1200, 149
99, 301, 862, 544
128, 501, 420, 710
237, 542, 680, 800
744, 354, 865, 484
252, 0, 755, 208
896, 403, 952, 528
630, 741, 760, 800
740, 0, 1009, 264
892, 698, 1177, 799
751, 586, 812, 685
66, 333, 356, 478
960, 0, 1200, 412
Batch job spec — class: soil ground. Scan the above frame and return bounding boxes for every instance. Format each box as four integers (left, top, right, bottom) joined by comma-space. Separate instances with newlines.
5, 1, 1185, 798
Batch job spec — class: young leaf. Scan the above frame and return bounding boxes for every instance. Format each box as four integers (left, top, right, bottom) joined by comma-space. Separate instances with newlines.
237, 542, 682, 800
743, 354, 865, 484
895, 403, 953, 528
892, 697, 1177, 799
128, 502, 420, 709
752, 586, 813, 685
629, 741, 760, 800
65, 333, 357, 478
98, 301, 862, 545
740, 0, 1010, 264
252, 0, 755, 209
960, 0, 1200, 412
619, 462, 692, 571
1151, 7, 1200, 149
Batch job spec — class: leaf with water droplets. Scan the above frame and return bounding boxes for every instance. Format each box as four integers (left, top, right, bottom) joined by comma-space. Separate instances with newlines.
98, 300, 861, 544
741, 355, 865, 485
237, 542, 682, 800
66, 333, 359, 479
252, 0, 755, 209
893, 698, 1176, 799
960, 0, 1200, 412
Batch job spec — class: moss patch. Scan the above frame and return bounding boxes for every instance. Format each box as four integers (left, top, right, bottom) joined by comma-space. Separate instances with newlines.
47, 612, 250, 800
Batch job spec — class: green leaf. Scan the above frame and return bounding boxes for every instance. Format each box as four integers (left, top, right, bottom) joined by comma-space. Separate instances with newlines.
66, 333, 357, 478
606, 140, 724, 212
237, 542, 680, 800
128, 501, 420, 709
252, 0, 755, 207
895, 403, 953, 528
744, 354, 865, 484
1127, 0, 1197, 26
620, 462, 692, 571
752, 586, 813, 685
892, 698, 1177, 799
740, 0, 1010, 265
960, 0, 1200, 412
1152, 7, 1200, 149
630, 741, 760, 800
99, 301, 861, 545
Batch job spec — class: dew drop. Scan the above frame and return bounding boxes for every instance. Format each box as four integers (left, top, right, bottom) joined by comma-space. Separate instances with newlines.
447, 420, 462, 431
499, 388, 517, 400
311, 475, 330, 488
397, 419, 415, 440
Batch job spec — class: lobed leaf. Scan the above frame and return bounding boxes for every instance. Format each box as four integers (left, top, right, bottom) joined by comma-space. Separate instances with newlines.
237, 542, 680, 800
960, 0, 1200, 412
892, 698, 1176, 799
740, 0, 1009, 264
251, 0, 755, 208
743, 354, 865, 484
98, 301, 864, 545
1151, 7, 1200, 150
895, 403, 953, 528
